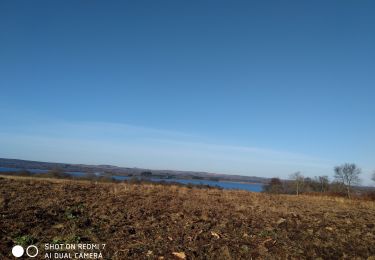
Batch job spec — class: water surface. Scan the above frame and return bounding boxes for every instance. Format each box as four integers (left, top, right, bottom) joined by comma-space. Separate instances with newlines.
0, 167, 264, 192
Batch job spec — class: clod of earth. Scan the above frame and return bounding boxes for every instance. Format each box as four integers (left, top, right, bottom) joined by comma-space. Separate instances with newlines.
172, 252, 186, 259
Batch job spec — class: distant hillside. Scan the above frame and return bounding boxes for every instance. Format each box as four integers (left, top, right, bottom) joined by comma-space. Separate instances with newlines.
0, 158, 269, 184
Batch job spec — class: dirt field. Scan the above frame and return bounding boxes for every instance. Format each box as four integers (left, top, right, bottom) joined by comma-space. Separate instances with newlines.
1, 175, 375, 259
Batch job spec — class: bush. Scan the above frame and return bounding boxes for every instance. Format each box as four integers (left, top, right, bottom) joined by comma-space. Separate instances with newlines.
263, 178, 284, 194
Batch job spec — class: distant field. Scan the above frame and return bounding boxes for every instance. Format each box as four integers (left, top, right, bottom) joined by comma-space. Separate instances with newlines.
1, 175, 375, 259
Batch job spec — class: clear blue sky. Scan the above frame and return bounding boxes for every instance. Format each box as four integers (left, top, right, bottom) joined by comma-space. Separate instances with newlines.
0, 1, 374, 184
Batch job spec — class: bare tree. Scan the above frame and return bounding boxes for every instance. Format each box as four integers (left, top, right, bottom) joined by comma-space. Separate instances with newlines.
290, 172, 304, 195
334, 163, 361, 199
316, 176, 329, 193
372, 171, 375, 183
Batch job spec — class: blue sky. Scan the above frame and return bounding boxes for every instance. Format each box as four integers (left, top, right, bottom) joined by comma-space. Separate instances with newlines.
0, 1, 374, 184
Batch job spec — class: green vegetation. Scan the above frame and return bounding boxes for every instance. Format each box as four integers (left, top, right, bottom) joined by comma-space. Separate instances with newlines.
65, 204, 85, 220
14, 235, 35, 246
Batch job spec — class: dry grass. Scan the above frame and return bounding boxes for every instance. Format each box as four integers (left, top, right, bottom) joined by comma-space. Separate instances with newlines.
0, 175, 374, 259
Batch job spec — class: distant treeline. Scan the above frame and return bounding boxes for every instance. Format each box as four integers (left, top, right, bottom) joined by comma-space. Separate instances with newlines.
0, 169, 224, 190
0, 158, 270, 183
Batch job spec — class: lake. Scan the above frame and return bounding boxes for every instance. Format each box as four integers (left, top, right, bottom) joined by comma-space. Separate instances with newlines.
0, 167, 264, 192
111, 176, 264, 192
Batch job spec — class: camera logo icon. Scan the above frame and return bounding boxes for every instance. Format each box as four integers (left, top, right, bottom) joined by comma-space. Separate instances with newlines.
12, 245, 38, 258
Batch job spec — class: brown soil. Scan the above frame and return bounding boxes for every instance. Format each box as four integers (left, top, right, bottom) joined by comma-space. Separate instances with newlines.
1, 175, 374, 259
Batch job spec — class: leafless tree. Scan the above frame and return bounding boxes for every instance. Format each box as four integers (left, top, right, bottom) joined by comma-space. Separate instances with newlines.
372, 171, 375, 183
290, 172, 304, 195
317, 176, 329, 193
334, 163, 361, 199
